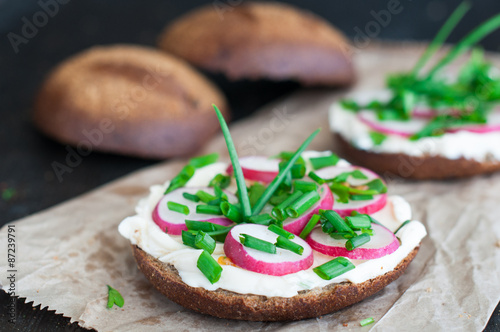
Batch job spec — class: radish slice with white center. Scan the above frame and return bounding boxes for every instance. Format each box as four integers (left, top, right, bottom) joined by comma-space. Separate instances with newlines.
357, 110, 429, 137
224, 224, 313, 276
446, 109, 500, 133
226, 156, 280, 183
307, 223, 399, 260
314, 166, 387, 217
153, 187, 236, 235
283, 184, 333, 235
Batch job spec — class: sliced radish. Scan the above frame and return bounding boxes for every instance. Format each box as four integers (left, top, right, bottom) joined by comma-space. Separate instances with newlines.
314, 166, 387, 217
357, 110, 429, 137
307, 223, 399, 260
411, 107, 436, 118
224, 224, 313, 276
153, 187, 236, 235
283, 184, 333, 235
446, 109, 500, 134
226, 156, 280, 183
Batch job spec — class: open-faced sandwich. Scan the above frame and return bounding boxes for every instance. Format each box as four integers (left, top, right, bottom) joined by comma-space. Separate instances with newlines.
330, 4, 500, 179
119, 105, 426, 321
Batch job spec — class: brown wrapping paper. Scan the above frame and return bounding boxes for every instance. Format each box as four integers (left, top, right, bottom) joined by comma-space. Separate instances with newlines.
1, 43, 499, 331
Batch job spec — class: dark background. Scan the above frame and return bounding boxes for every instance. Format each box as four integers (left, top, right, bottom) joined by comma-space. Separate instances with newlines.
1, 0, 499, 330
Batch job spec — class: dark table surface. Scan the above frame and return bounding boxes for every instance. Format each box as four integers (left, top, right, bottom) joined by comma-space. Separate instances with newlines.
1, 0, 499, 330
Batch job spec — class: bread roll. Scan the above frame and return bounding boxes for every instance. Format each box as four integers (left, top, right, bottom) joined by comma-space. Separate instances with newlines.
158, 2, 354, 86
34, 45, 229, 159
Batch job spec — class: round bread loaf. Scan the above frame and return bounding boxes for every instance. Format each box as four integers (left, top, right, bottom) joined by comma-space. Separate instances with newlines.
335, 134, 500, 180
158, 2, 354, 86
33, 45, 229, 159
132, 245, 419, 321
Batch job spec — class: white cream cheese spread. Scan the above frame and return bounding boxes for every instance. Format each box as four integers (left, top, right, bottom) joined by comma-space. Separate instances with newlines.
119, 152, 426, 298
329, 91, 500, 161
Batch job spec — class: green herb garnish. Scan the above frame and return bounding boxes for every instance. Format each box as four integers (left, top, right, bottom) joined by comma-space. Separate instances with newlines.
213, 104, 252, 219
313, 257, 355, 280
359, 317, 375, 327
341, 3, 500, 140
167, 201, 190, 215
239, 234, 277, 254
197, 250, 222, 284
251, 129, 320, 215
106, 285, 124, 308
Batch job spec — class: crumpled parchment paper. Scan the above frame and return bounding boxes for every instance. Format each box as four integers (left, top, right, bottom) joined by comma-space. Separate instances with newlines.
1, 43, 499, 331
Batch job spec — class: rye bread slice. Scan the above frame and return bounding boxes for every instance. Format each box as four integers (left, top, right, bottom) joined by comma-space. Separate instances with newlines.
335, 134, 500, 180
132, 244, 419, 321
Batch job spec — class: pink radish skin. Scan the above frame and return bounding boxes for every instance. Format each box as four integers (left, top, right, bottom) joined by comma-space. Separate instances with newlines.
411, 108, 436, 118
283, 184, 334, 235
224, 224, 314, 276
307, 224, 399, 260
314, 166, 387, 217
226, 156, 280, 183
357, 110, 429, 137
153, 187, 236, 235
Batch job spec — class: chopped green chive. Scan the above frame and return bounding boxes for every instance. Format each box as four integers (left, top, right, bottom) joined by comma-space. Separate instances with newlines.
346, 233, 371, 251
182, 192, 200, 202
213, 185, 228, 200
272, 191, 303, 221
332, 169, 368, 183
185, 220, 229, 232
411, 2, 471, 76
189, 153, 219, 168
308, 171, 326, 184
293, 180, 318, 193
279, 161, 306, 179
330, 231, 355, 240
195, 231, 216, 254
220, 202, 243, 223
369, 131, 387, 145
209, 173, 231, 189
286, 190, 321, 218
196, 190, 217, 203
359, 317, 375, 327
239, 234, 276, 254
309, 154, 340, 170
106, 285, 124, 308
269, 192, 290, 206
365, 178, 387, 193
361, 228, 374, 236
350, 194, 374, 201
345, 214, 371, 229
248, 213, 274, 226
268, 224, 295, 239
196, 204, 222, 215
299, 214, 321, 239
394, 219, 412, 234
252, 129, 321, 215
329, 183, 350, 203
322, 210, 354, 234
167, 201, 190, 215
275, 236, 304, 255
164, 165, 195, 194
213, 104, 252, 219
181, 230, 197, 248
197, 250, 222, 284
313, 257, 355, 280
248, 183, 266, 207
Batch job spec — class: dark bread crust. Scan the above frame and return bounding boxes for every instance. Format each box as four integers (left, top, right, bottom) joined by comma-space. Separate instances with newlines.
158, 2, 354, 86
335, 134, 500, 180
33, 45, 229, 159
132, 244, 419, 321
